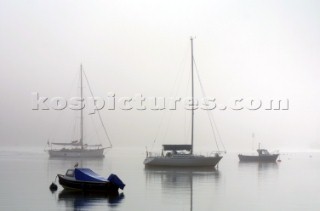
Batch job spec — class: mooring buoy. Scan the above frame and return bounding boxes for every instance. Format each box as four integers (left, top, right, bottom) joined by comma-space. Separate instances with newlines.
49, 182, 58, 192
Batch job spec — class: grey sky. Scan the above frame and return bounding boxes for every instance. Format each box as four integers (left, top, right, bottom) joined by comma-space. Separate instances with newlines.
0, 0, 319, 151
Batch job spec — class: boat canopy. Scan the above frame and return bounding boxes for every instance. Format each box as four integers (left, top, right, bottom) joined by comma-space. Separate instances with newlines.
50, 142, 102, 147
51, 141, 81, 146
83, 144, 103, 147
107, 174, 126, 190
162, 144, 192, 151
74, 168, 108, 182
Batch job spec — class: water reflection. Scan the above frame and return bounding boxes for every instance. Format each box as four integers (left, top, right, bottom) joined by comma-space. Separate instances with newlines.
238, 161, 279, 178
144, 167, 220, 186
257, 162, 278, 171
238, 161, 279, 172
57, 190, 124, 210
144, 167, 220, 211
238, 161, 279, 190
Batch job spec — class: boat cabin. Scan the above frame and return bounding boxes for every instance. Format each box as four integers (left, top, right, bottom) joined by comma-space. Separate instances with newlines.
65, 169, 75, 177
257, 149, 270, 156
162, 144, 192, 157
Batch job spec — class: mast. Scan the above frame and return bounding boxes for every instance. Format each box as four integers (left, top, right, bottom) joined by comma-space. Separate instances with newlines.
80, 64, 84, 149
191, 37, 194, 154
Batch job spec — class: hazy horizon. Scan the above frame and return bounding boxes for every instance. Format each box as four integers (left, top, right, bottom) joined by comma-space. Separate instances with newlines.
1, 0, 320, 151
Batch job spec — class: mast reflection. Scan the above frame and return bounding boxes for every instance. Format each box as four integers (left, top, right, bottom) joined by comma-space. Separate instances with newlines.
144, 167, 220, 211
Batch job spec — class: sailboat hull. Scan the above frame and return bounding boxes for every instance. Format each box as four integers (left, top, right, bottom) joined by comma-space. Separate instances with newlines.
144, 155, 222, 167
48, 148, 105, 158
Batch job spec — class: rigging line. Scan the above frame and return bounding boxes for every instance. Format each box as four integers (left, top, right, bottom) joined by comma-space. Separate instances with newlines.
90, 112, 103, 145
152, 111, 168, 150
161, 68, 187, 144
162, 54, 190, 144
194, 59, 226, 152
82, 70, 112, 148
184, 72, 191, 144
151, 75, 184, 149
66, 69, 81, 141
153, 45, 189, 147
183, 101, 188, 143
48, 70, 79, 141
192, 58, 219, 151
65, 109, 78, 142
193, 59, 226, 152
71, 112, 78, 141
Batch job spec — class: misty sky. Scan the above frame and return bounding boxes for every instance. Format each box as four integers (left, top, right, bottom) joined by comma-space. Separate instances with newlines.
0, 0, 319, 151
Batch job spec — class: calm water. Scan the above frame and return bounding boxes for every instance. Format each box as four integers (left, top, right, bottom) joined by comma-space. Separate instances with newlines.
0, 148, 319, 211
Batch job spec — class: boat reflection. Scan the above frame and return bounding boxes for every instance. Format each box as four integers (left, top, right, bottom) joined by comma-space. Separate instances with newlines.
257, 162, 278, 171
144, 166, 220, 186
57, 190, 124, 210
238, 161, 279, 186
144, 167, 220, 211
238, 161, 279, 171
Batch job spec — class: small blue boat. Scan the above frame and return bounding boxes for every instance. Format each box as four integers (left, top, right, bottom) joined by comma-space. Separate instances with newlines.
58, 168, 125, 193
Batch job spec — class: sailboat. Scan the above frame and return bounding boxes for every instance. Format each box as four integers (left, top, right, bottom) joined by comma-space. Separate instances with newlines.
144, 38, 224, 167
46, 65, 112, 157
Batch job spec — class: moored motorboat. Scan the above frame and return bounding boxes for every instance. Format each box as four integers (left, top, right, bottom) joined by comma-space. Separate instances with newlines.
238, 148, 279, 162
57, 168, 125, 193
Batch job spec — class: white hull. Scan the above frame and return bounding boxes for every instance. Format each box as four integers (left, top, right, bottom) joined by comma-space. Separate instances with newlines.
144, 155, 222, 167
48, 148, 105, 158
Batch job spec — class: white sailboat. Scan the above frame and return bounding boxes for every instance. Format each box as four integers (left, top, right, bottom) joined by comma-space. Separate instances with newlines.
47, 65, 112, 157
144, 38, 224, 167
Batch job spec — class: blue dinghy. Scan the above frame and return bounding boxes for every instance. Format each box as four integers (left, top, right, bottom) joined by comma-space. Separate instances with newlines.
58, 168, 125, 193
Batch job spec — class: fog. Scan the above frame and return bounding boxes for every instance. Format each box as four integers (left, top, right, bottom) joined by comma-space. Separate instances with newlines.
0, 0, 319, 151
